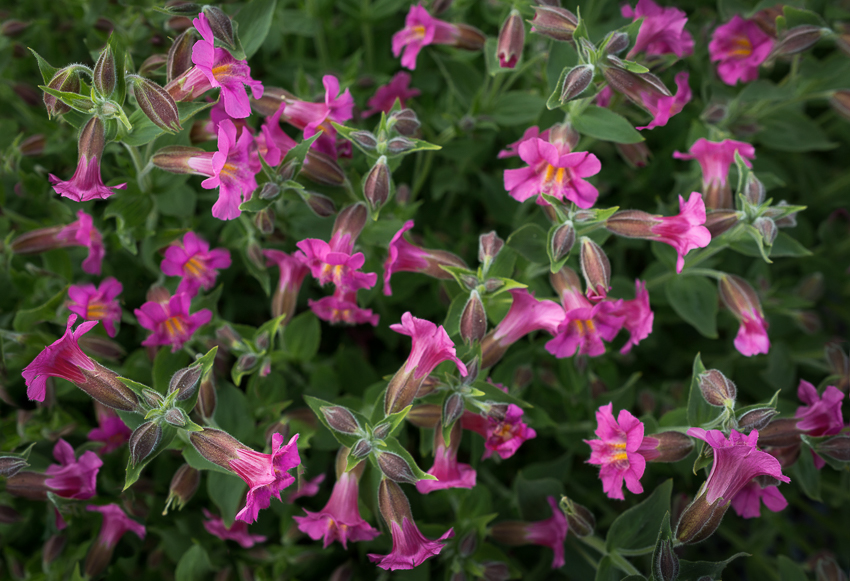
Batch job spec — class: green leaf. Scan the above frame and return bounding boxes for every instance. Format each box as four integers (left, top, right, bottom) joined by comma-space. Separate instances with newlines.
792, 439, 822, 501
13, 285, 68, 332
781, 5, 824, 28
756, 109, 836, 152
777, 555, 809, 581
234, 0, 278, 59
678, 553, 750, 580
283, 312, 321, 361
730, 232, 812, 259
378, 437, 437, 481
124, 424, 177, 490
214, 381, 255, 442
207, 471, 247, 527
665, 276, 718, 338
470, 379, 531, 408
153, 348, 191, 393
686, 354, 721, 428
572, 106, 644, 144
490, 91, 546, 126
507, 223, 549, 264
547, 41, 579, 94
38, 86, 94, 113
444, 293, 466, 337
606, 479, 672, 554
28, 48, 58, 84
175, 544, 213, 581
119, 101, 213, 147
104, 192, 155, 255
594, 556, 620, 581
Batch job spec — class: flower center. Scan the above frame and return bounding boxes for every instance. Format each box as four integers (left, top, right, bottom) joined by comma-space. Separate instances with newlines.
87, 301, 107, 319
164, 316, 186, 338
729, 36, 753, 57
211, 63, 234, 80
220, 162, 238, 179
574, 319, 596, 335
412, 25, 426, 39
184, 256, 206, 277
541, 164, 569, 194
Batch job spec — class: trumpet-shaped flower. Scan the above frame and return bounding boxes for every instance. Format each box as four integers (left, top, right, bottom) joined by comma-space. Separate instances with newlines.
87, 503, 146, 549
134, 292, 212, 352
614, 280, 654, 354
709, 15, 774, 85
462, 404, 537, 460
585, 403, 653, 500
392, 5, 461, 70
718, 274, 770, 357
416, 426, 476, 493
203, 509, 267, 548
391, 312, 467, 379
673, 138, 755, 209
636, 71, 692, 130
67, 278, 123, 338
49, 117, 127, 202
281, 75, 353, 158
363, 72, 421, 117
308, 289, 380, 327
491, 289, 564, 348
545, 294, 625, 358
23, 314, 97, 402
161, 232, 231, 296
45, 439, 102, 499
795, 380, 845, 437
87, 405, 131, 455
230, 433, 301, 523
264, 249, 310, 321
383, 220, 466, 296
730, 481, 788, 519
524, 497, 569, 568
56, 211, 105, 275
622, 0, 694, 58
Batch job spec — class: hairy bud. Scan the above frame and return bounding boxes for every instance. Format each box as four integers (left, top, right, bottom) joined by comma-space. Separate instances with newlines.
698, 369, 737, 407
816, 556, 849, 581
189, 428, 247, 471
817, 436, 850, 463
737, 407, 778, 433
372, 422, 392, 441
196, 376, 217, 421
377, 452, 418, 484
616, 141, 651, 168
643, 431, 694, 463
551, 222, 576, 262
0, 456, 28, 478
77, 363, 142, 412
322, 406, 361, 435
301, 190, 337, 217
605, 31, 630, 54
201, 5, 236, 50
561, 65, 594, 103
386, 136, 416, 155
303, 150, 346, 186
169, 365, 203, 401
479, 231, 505, 266
654, 539, 680, 581
675, 495, 728, 545
350, 130, 378, 150
131, 75, 182, 133
164, 464, 200, 514
460, 290, 487, 344
530, 5, 578, 42
152, 145, 205, 174
332, 203, 368, 245
164, 408, 187, 427
350, 439, 373, 458
43, 534, 66, 565
704, 210, 741, 237
773, 25, 823, 57
579, 237, 610, 301
442, 393, 466, 428
44, 67, 80, 118
93, 45, 117, 98
377, 478, 415, 526
130, 422, 162, 465
363, 156, 391, 210
497, 9, 525, 69
407, 404, 442, 428
753, 216, 778, 247
560, 496, 595, 537
389, 109, 420, 136
757, 419, 802, 448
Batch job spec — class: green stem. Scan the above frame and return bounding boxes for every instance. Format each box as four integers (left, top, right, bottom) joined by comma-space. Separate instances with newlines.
360, 0, 374, 70
608, 552, 642, 576
123, 143, 150, 192
682, 242, 729, 270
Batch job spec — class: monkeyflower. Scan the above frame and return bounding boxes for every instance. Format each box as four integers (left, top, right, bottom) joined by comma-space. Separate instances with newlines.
256, 103, 297, 166
416, 423, 476, 493
709, 15, 774, 85
498, 126, 551, 159
309, 289, 380, 327
87, 404, 131, 455
795, 380, 845, 437
294, 458, 380, 548
481, 289, 564, 368
67, 277, 123, 338
622, 0, 694, 58
383, 220, 467, 295
161, 231, 231, 296
673, 138, 756, 209
363, 72, 421, 117
605, 193, 711, 273
717, 274, 769, 357
585, 403, 654, 500
134, 292, 212, 352
281, 75, 353, 158
636, 71, 692, 130
368, 479, 454, 570
45, 439, 102, 499
614, 280, 654, 354
49, 116, 126, 202
503, 138, 601, 208
392, 4, 485, 70
57, 211, 105, 275
203, 509, 267, 548
462, 404, 537, 460
264, 249, 310, 321
287, 473, 325, 503
296, 238, 377, 290
189, 12, 264, 118
23, 314, 97, 402
490, 497, 568, 569
84, 504, 146, 578
730, 481, 788, 519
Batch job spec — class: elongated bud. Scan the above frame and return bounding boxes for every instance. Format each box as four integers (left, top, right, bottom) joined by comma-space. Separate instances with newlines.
303, 150, 346, 186
384, 367, 422, 416
254, 207, 275, 235
737, 407, 778, 433
43, 534, 66, 565
189, 428, 247, 471
255, 183, 280, 201
332, 203, 368, 245
458, 531, 478, 557
773, 25, 823, 57
302, 190, 337, 217
372, 422, 392, 441
530, 5, 578, 42
561, 65, 594, 102
363, 156, 391, 210
831, 90, 850, 122
603, 63, 671, 101
443, 393, 466, 428
164, 465, 200, 514
19, 134, 46, 157
386, 136, 416, 155
350, 130, 378, 150
169, 365, 203, 401
550, 265, 583, 302
93, 45, 117, 98
152, 145, 205, 174
0, 505, 23, 524
351, 439, 373, 458
482, 562, 511, 581
704, 210, 741, 237
388, 109, 420, 136
139, 54, 167, 77
5, 471, 49, 500
44, 67, 80, 118
654, 539, 680, 581
604, 209, 658, 238
408, 404, 442, 428
605, 31, 630, 54
378, 478, 415, 527
579, 237, 610, 301
643, 431, 694, 462
816, 436, 850, 463
202, 5, 236, 49
675, 495, 728, 545
130, 421, 162, 465
497, 10, 525, 69
452, 23, 486, 51
698, 369, 737, 407
825, 342, 849, 383
166, 29, 196, 83
560, 496, 595, 537
77, 363, 142, 412
0, 457, 28, 477
131, 75, 182, 133
718, 274, 764, 323
377, 452, 418, 484
743, 174, 766, 205
551, 222, 576, 262
616, 141, 651, 168
77, 117, 106, 166
321, 406, 361, 435
816, 557, 848, 581
142, 388, 164, 408
753, 217, 777, 247
757, 419, 802, 448
164, 408, 187, 427
460, 290, 487, 344
196, 375, 217, 421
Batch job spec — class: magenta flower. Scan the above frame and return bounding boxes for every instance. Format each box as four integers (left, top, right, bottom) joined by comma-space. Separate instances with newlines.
282, 75, 354, 158
257, 104, 297, 166
614, 280, 654, 354
134, 292, 212, 352
462, 404, 537, 460
383, 220, 467, 296
363, 72, 421, 117
730, 481, 788, 519
526, 497, 569, 568
67, 277, 123, 338
308, 289, 380, 327
491, 289, 564, 348
229, 433, 300, 523
296, 238, 377, 291
203, 509, 267, 548
585, 403, 655, 500
653, 193, 712, 272
87, 503, 146, 549
392, 4, 462, 70
718, 274, 770, 357
44, 439, 102, 499
504, 138, 601, 208
186, 119, 259, 220
23, 314, 97, 402
294, 469, 380, 548
545, 277, 625, 358
622, 0, 694, 58
673, 138, 756, 209
416, 427, 476, 494
287, 473, 325, 503
596, 86, 614, 108
56, 210, 105, 275
709, 15, 774, 86
49, 117, 127, 202
636, 71, 692, 130
264, 249, 310, 321
498, 126, 550, 159
161, 232, 231, 296
191, 12, 264, 118
687, 428, 790, 507
87, 405, 131, 455
391, 311, 467, 379
795, 380, 845, 437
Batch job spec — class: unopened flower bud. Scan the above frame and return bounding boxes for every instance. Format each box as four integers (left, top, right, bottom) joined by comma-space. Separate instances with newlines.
560, 496, 595, 537
253, 182, 279, 201
5, 471, 49, 500
407, 404, 442, 428
737, 407, 778, 433
196, 375, 217, 421
201, 5, 236, 50
169, 365, 203, 401
482, 562, 511, 581
254, 207, 275, 235
130, 75, 182, 133
451, 24, 486, 51
78, 363, 142, 412
773, 25, 823, 57
487, 403, 510, 422
303, 150, 346, 186
497, 10, 525, 69
442, 393, 466, 428
0, 456, 28, 477
753, 217, 777, 247
484, 278, 503, 293
377, 452, 418, 484
757, 419, 802, 448
530, 5, 578, 42
321, 406, 361, 435
130, 421, 162, 465
550, 222, 576, 263
372, 422, 391, 441
78, 334, 126, 361
815, 556, 848, 581
675, 495, 728, 545
152, 145, 206, 173
246, 242, 265, 271
642, 431, 694, 462
363, 156, 391, 210
189, 428, 247, 470
164, 408, 187, 427
389, 109, 420, 136
460, 290, 487, 344
332, 203, 368, 245
743, 174, 766, 205
579, 237, 610, 301
237, 353, 258, 372
603, 66, 671, 104
164, 464, 200, 514
167, 29, 197, 83
350, 439, 373, 458
561, 65, 594, 103
166, 2, 203, 16
302, 191, 337, 217
816, 436, 850, 463
142, 388, 164, 408
19, 134, 46, 157
0, 505, 23, 524
459, 531, 478, 557
830, 90, 850, 122
616, 142, 651, 168
43, 534, 66, 565
479, 231, 505, 266
2, 19, 30, 37
350, 130, 378, 150
718, 274, 765, 327
93, 45, 117, 98
705, 210, 741, 237
43, 67, 80, 118
605, 31, 630, 54
654, 539, 680, 581
386, 136, 416, 155
139, 54, 167, 77
698, 369, 737, 407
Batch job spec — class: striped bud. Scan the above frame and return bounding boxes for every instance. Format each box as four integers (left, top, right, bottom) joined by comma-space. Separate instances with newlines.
698, 369, 736, 407
377, 452, 418, 484
579, 237, 610, 301
561, 65, 594, 102
129, 422, 162, 465
530, 5, 578, 42
460, 290, 487, 343
167, 29, 196, 83
43, 67, 80, 118
321, 406, 361, 435
363, 156, 391, 211
130, 75, 182, 133
93, 45, 117, 98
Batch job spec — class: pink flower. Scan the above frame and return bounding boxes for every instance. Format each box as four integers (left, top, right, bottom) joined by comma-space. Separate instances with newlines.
585, 403, 652, 500
391, 312, 467, 379
688, 428, 790, 507
526, 497, 569, 568
282, 76, 353, 158
56, 211, 105, 275
730, 481, 788, 519
203, 509, 267, 548
392, 4, 462, 70
264, 249, 310, 320
795, 380, 845, 437
191, 12, 264, 118
718, 274, 770, 357
652, 193, 712, 272
49, 117, 127, 202
256, 104, 297, 166
497, 126, 550, 159
622, 0, 694, 58
296, 238, 377, 290
22, 314, 97, 402
308, 290, 380, 327
294, 469, 381, 548
87, 504, 146, 549
287, 473, 325, 503
382, 220, 466, 296
491, 289, 564, 347
87, 406, 131, 455
636, 71, 692, 130
462, 404, 537, 460
503, 138, 601, 208
67, 277, 123, 337
416, 426, 476, 493
673, 138, 755, 209
363, 72, 421, 117
186, 119, 260, 220
613, 280, 654, 354
45, 439, 102, 499
545, 279, 625, 358
134, 292, 212, 352
709, 15, 774, 86
596, 86, 614, 108
229, 433, 301, 523
161, 232, 231, 296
